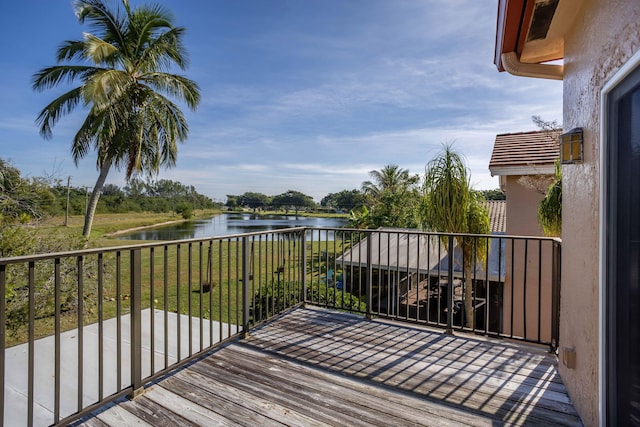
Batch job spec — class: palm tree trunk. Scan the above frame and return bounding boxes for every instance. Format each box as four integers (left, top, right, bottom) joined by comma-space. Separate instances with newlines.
82, 160, 112, 238
463, 260, 475, 330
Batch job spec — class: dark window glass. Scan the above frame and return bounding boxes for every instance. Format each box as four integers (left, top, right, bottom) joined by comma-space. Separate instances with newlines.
608, 65, 640, 426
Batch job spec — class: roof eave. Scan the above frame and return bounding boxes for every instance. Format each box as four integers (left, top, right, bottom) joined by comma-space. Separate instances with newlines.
490, 164, 556, 177
494, 0, 528, 72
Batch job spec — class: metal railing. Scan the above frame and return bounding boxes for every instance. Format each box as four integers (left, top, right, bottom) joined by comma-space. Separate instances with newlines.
303, 228, 561, 348
0, 227, 560, 426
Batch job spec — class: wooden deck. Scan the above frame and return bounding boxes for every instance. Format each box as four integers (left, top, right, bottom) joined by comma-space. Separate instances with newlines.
77, 307, 582, 426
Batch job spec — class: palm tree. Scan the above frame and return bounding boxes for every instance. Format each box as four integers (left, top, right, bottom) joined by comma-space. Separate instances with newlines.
359, 165, 420, 228
362, 164, 416, 198
33, 0, 200, 237
421, 145, 490, 329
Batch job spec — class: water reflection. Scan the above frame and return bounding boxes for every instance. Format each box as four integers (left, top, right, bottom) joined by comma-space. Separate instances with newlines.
117, 213, 350, 241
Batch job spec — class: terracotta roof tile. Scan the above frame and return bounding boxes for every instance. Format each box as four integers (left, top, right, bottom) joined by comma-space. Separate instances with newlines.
484, 200, 506, 234
489, 130, 560, 170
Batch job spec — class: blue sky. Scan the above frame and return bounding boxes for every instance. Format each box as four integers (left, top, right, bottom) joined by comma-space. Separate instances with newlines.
0, 0, 562, 203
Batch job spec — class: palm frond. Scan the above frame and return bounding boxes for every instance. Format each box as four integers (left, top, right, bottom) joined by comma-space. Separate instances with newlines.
139, 27, 188, 71
82, 69, 133, 108
35, 87, 85, 139
74, 0, 128, 56
83, 33, 120, 65
141, 73, 200, 109
32, 65, 99, 91
72, 127, 96, 165
56, 40, 87, 62
143, 90, 189, 142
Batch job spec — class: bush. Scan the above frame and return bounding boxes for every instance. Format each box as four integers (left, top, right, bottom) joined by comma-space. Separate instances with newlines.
175, 203, 193, 219
250, 280, 301, 323
538, 161, 562, 236
307, 284, 367, 312
250, 280, 366, 324
1, 226, 102, 336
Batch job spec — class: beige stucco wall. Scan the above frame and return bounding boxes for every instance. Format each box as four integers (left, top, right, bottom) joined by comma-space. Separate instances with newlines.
560, 1, 640, 425
504, 176, 546, 236
502, 176, 553, 343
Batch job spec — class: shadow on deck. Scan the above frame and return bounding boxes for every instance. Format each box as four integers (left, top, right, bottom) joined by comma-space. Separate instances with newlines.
77, 307, 582, 426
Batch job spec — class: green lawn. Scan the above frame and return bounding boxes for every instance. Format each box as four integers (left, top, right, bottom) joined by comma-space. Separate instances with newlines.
5, 211, 358, 347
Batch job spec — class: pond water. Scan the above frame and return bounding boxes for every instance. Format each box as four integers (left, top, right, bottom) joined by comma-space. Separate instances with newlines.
116, 213, 350, 241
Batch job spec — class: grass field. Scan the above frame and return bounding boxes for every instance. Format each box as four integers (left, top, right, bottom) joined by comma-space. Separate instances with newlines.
4, 222, 346, 348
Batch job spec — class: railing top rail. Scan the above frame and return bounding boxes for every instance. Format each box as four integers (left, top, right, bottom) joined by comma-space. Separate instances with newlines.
0, 226, 560, 265
315, 226, 561, 243
0, 226, 307, 265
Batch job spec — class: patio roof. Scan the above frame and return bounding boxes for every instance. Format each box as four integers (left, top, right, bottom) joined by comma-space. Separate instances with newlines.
78, 307, 582, 426
336, 229, 444, 274
336, 229, 506, 282
486, 200, 506, 233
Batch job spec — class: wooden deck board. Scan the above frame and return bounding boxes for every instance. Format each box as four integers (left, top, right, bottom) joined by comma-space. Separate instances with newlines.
94, 403, 152, 426
78, 307, 582, 426
193, 350, 465, 427
268, 313, 562, 381
246, 329, 576, 424
247, 323, 575, 415
211, 344, 490, 427
163, 371, 324, 427
146, 382, 285, 427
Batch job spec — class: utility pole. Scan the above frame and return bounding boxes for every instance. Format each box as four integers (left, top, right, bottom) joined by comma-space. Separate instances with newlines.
64, 176, 71, 226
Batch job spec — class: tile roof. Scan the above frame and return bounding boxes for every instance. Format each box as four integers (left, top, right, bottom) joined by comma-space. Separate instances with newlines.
489, 130, 560, 174
484, 200, 506, 234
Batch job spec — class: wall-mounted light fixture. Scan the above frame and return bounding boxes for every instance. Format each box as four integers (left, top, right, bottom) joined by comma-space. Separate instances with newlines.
559, 128, 583, 164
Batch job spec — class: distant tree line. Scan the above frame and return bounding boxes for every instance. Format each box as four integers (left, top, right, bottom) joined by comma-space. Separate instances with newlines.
227, 179, 505, 229
0, 158, 217, 225
480, 189, 506, 200
226, 190, 318, 214
225, 189, 369, 214
1, 156, 506, 229
89, 178, 217, 217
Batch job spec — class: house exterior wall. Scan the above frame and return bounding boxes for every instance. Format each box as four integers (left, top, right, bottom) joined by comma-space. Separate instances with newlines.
502, 175, 553, 344
561, 1, 640, 425
504, 176, 545, 236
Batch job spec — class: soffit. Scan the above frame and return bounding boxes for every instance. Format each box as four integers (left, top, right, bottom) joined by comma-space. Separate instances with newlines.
495, 0, 584, 71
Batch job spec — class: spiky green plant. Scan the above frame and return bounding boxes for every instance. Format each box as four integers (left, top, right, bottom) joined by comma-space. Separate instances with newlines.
422, 145, 490, 329
538, 160, 562, 236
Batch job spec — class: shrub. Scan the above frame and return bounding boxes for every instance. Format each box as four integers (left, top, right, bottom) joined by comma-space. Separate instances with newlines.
306, 284, 366, 312
250, 280, 366, 324
175, 203, 193, 219
250, 280, 301, 323
1, 226, 102, 337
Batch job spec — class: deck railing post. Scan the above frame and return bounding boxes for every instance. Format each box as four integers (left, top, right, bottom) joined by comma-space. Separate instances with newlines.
446, 234, 455, 335
241, 237, 250, 338
301, 230, 307, 306
550, 240, 562, 353
129, 248, 143, 399
366, 233, 373, 320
